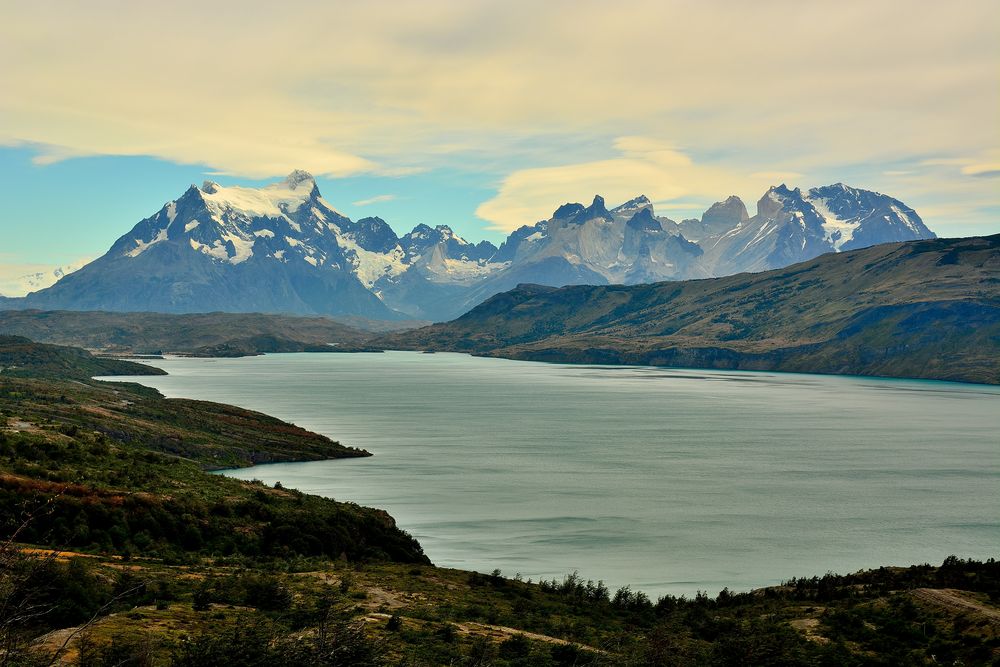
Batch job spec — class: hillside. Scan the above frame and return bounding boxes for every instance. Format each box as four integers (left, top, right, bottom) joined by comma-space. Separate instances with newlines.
382, 234, 1000, 384
0, 310, 388, 357
0, 334, 165, 378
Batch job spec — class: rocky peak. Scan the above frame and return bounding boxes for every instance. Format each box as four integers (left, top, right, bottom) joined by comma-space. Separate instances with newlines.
701, 196, 749, 234
553, 202, 585, 219
625, 207, 662, 232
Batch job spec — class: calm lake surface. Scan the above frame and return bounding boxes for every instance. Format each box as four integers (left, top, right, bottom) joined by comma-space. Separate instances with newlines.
107, 352, 1000, 597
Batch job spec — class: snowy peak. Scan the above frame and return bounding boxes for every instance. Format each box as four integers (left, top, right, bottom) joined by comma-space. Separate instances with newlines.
612, 195, 653, 216
196, 175, 320, 221
802, 183, 934, 251
279, 169, 317, 191
757, 184, 812, 221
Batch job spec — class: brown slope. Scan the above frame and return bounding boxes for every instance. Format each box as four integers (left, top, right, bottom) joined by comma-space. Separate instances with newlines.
381, 235, 1000, 384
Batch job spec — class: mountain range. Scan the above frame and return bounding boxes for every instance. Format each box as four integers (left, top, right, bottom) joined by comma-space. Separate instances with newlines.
3, 171, 935, 321
379, 234, 1000, 384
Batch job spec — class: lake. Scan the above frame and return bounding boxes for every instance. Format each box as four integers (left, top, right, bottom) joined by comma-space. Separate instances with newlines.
105, 351, 1000, 597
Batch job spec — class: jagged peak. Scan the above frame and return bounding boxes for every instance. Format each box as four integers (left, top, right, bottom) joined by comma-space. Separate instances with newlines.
612, 195, 653, 214
625, 207, 662, 231
278, 169, 316, 190
703, 195, 749, 224
553, 202, 585, 219
573, 195, 612, 222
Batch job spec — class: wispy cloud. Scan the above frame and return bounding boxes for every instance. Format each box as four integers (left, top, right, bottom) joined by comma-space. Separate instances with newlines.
961, 163, 1000, 178
351, 194, 397, 207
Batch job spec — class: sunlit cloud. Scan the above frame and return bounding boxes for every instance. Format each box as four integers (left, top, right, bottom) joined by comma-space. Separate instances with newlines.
1, 0, 997, 234
961, 163, 1000, 178
476, 138, 783, 232
352, 194, 397, 207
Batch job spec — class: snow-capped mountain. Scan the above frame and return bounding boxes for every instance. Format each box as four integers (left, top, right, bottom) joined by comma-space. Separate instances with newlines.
700, 183, 935, 275
7, 172, 935, 322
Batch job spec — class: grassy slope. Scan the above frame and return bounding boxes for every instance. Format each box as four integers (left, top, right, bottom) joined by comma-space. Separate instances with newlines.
0, 310, 386, 356
383, 235, 1000, 384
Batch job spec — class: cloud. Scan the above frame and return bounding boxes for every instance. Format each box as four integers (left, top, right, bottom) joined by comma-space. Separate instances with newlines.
0, 1, 996, 234
2, 2, 997, 177
476, 137, 781, 231
962, 163, 1000, 178
351, 194, 397, 207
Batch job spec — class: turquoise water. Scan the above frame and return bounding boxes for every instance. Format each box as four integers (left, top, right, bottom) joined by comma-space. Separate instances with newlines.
105, 352, 1000, 597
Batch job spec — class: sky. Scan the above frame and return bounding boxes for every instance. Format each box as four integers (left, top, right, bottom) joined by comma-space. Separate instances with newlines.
1, 0, 998, 295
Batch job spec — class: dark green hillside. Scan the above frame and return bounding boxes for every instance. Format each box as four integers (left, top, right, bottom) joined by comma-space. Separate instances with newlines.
383, 235, 1000, 384
0, 334, 164, 378
0, 310, 388, 357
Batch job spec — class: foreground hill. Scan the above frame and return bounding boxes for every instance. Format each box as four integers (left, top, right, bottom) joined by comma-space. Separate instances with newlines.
1, 339, 997, 665
383, 234, 1000, 384
0, 310, 391, 357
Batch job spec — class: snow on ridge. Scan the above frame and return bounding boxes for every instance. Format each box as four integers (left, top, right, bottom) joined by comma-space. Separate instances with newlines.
188, 234, 255, 264
126, 228, 168, 257
805, 195, 859, 250
200, 178, 314, 220
889, 205, 919, 233
334, 231, 410, 288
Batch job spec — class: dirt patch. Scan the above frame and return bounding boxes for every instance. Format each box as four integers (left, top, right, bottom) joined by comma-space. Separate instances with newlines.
789, 617, 829, 644
912, 588, 1000, 625
364, 612, 606, 654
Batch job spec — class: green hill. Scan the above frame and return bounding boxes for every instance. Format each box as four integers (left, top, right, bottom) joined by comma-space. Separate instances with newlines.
0, 310, 387, 357
382, 235, 1000, 384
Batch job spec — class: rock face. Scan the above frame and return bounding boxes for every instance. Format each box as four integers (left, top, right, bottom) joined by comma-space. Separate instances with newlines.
8, 172, 935, 321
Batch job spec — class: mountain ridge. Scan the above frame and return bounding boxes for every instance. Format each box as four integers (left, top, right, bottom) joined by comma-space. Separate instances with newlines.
4, 171, 936, 321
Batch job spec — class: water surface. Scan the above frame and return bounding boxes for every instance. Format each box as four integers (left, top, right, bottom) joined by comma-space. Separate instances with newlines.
106, 352, 1000, 597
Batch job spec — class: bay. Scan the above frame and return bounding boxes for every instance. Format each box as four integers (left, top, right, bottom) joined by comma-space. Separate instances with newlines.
105, 351, 1000, 597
